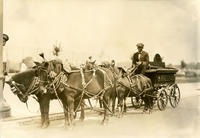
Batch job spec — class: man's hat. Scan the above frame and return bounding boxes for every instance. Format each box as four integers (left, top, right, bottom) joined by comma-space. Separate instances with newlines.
3, 34, 9, 41
136, 43, 144, 48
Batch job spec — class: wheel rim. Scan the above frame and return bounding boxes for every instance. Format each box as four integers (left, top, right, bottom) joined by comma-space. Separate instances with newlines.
169, 84, 180, 108
157, 90, 168, 111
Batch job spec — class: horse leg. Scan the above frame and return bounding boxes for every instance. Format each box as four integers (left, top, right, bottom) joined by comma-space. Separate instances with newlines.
39, 94, 50, 128
74, 112, 77, 119
99, 98, 103, 108
79, 100, 85, 121
74, 98, 85, 121
124, 97, 127, 113
143, 89, 154, 114
117, 96, 122, 118
98, 98, 103, 115
142, 96, 149, 113
111, 89, 117, 116
101, 94, 111, 125
43, 95, 50, 128
146, 95, 153, 114
116, 87, 124, 118
39, 101, 45, 127
66, 95, 75, 126
60, 98, 69, 126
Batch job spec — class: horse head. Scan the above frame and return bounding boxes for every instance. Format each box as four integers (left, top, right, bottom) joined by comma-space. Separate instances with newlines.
36, 60, 63, 93
6, 69, 37, 103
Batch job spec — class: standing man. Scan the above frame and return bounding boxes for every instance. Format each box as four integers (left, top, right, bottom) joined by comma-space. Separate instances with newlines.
0, 33, 11, 118
131, 43, 149, 74
2, 34, 9, 88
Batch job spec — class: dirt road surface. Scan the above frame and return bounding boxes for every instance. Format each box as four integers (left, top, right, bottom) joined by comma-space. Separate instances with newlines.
0, 82, 199, 138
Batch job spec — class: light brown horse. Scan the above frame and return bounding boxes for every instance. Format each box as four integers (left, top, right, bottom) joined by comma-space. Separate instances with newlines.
37, 60, 115, 126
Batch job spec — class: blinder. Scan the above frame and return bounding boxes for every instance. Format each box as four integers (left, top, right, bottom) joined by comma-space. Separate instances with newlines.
7, 80, 28, 103
10, 80, 25, 96
37, 66, 51, 83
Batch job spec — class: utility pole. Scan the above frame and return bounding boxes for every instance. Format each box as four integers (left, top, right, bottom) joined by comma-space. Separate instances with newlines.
0, 0, 11, 119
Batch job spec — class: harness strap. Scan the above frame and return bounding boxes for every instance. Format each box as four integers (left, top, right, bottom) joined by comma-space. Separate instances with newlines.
11, 77, 39, 97
117, 77, 142, 97
98, 68, 114, 88
52, 84, 70, 115
56, 68, 114, 114
47, 72, 65, 91
10, 80, 25, 95
26, 77, 40, 95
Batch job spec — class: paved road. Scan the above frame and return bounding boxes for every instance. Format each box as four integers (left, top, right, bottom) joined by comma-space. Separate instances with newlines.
0, 82, 199, 138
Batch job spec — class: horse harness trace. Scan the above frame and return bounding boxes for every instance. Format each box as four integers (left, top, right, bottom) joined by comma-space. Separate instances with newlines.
43, 67, 114, 113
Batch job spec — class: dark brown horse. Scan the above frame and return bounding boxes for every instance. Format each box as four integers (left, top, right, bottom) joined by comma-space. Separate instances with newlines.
116, 74, 154, 117
5, 69, 54, 128
37, 60, 115, 126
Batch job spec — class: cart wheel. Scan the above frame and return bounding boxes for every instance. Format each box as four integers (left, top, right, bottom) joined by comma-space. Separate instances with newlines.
131, 97, 143, 109
169, 84, 180, 108
157, 89, 168, 111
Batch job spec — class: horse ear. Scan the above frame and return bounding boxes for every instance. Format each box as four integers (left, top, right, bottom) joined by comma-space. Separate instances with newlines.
5, 79, 12, 85
34, 61, 41, 66
44, 62, 49, 68
34, 69, 39, 77
39, 53, 45, 59
91, 60, 96, 64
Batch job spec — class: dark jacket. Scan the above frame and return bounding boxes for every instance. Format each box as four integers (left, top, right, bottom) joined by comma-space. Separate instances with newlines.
131, 50, 149, 66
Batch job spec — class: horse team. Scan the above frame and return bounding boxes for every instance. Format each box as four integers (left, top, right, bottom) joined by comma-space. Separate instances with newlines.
6, 59, 154, 128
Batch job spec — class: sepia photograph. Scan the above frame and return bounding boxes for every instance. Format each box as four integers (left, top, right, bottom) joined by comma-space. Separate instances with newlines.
0, 0, 199, 138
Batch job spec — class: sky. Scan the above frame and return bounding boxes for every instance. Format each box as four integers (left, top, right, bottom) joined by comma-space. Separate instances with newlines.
2, 0, 200, 65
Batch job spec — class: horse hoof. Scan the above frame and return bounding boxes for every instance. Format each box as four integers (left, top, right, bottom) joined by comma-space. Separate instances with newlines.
79, 118, 84, 122
117, 113, 123, 118
142, 110, 147, 114
148, 110, 152, 114
41, 123, 49, 129
66, 125, 73, 130
101, 120, 108, 126
98, 112, 103, 116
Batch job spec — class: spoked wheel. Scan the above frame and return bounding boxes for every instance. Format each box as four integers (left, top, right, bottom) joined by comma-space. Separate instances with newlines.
169, 84, 180, 108
131, 97, 143, 109
157, 89, 168, 111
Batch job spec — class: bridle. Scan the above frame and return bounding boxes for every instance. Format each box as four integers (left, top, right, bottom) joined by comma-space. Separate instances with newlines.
37, 66, 51, 84
9, 76, 40, 99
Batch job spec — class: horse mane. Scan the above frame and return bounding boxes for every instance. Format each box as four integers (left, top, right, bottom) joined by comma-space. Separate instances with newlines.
11, 69, 36, 90
12, 69, 36, 81
132, 74, 152, 92
48, 60, 64, 74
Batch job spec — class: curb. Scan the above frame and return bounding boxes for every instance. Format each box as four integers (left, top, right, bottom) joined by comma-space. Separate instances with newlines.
0, 107, 102, 125
1, 112, 64, 126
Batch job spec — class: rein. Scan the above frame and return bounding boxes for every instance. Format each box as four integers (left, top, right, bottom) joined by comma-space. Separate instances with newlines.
10, 77, 40, 113
47, 72, 65, 90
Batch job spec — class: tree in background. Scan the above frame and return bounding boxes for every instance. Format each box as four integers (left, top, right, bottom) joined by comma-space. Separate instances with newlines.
180, 60, 187, 69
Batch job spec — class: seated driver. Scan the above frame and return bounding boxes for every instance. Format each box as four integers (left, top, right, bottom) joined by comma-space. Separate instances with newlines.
131, 43, 149, 74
